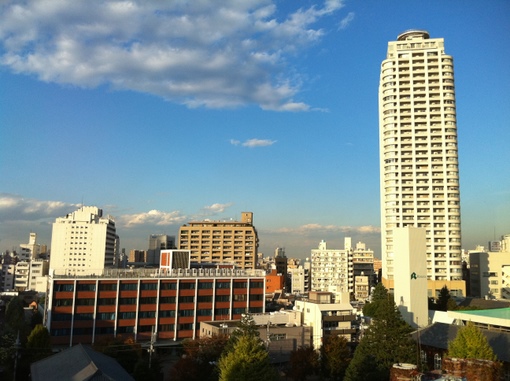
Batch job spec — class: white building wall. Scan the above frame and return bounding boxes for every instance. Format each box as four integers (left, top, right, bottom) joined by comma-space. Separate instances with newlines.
311, 240, 353, 294
393, 227, 428, 328
379, 31, 462, 289
50, 206, 117, 275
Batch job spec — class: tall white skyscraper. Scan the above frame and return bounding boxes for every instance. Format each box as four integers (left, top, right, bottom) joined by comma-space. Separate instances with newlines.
379, 30, 464, 297
50, 206, 118, 275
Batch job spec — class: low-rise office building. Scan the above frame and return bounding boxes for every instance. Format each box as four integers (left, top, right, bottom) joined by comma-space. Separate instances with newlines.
200, 310, 311, 363
46, 267, 266, 346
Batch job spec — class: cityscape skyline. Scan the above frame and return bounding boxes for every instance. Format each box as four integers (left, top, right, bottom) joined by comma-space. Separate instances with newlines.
1, 1, 509, 259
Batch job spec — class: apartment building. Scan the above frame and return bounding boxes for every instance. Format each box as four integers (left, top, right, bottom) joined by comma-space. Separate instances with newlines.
311, 239, 353, 295
20, 232, 41, 261
352, 241, 376, 298
294, 291, 355, 349
46, 267, 265, 346
178, 212, 258, 269
469, 234, 510, 300
50, 206, 119, 275
379, 30, 464, 296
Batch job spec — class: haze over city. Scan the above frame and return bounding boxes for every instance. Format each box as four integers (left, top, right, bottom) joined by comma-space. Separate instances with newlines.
1, 0, 509, 259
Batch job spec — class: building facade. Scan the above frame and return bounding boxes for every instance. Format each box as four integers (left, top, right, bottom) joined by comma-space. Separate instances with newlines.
147, 234, 176, 265
178, 212, 258, 269
352, 241, 376, 299
294, 291, 355, 349
469, 239, 510, 300
46, 267, 265, 346
50, 206, 119, 275
20, 232, 41, 261
311, 239, 353, 295
379, 30, 464, 296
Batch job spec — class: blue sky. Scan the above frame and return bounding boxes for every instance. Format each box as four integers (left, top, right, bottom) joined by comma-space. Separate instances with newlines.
1, 0, 509, 259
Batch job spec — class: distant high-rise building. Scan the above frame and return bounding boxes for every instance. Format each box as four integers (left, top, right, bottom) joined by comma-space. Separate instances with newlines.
147, 234, 176, 265
178, 212, 258, 269
50, 206, 118, 275
379, 30, 464, 297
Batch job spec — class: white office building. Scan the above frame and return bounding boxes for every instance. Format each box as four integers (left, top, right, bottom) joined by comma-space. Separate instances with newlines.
50, 206, 118, 275
379, 30, 464, 297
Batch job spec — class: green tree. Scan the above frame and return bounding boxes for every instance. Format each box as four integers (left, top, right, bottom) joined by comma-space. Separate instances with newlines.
26, 324, 52, 362
223, 312, 259, 353
362, 283, 389, 317
448, 322, 497, 361
287, 345, 319, 381
218, 334, 278, 381
30, 310, 43, 329
5, 296, 27, 335
345, 297, 415, 381
436, 285, 451, 311
320, 335, 351, 381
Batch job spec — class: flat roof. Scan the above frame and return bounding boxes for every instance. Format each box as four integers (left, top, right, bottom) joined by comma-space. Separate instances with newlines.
452, 307, 510, 320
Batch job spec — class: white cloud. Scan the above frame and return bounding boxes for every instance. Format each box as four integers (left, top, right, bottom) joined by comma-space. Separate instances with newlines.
0, 0, 346, 110
231, 138, 276, 147
119, 209, 187, 228
338, 12, 354, 30
0, 193, 79, 222
202, 203, 234, 214
273, 223, 380, 235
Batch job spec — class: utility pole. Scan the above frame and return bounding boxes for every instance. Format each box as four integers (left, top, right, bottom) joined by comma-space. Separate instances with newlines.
13, 331, 20, 381
148, 326, 155, 368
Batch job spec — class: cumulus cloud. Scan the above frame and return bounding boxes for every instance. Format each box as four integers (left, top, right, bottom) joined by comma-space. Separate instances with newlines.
0, 0, 346, 111
119, 209, 187, 228
202, 203, 234, 214
0, 193, 79, 222
231, 138, 277, 147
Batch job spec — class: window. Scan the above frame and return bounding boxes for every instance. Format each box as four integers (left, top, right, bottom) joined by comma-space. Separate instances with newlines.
180, 282, 196, 290
160, 296, 176, 304
198, 295, 212, 303
215, 295, 230, 302
159, 324, 174, 331
120, 283, 138, 291
119, 312, 136, 319
99, 283, 117, 291
140, 297, 157, 304
75, 298, 95, 306
161, 282, 177, 290
198, 282, 213, 289
233, 282, 247, 289
434, 353, 442, 370
250, 281, 264, 289
98, 298, 116, 305
216, 281, 231, 289
160, 310, 176, 317
120, 297, 137, 305
97, 312, 115, 320
269, 333, 286, 341
56, 283, 74, 292
140, 282, 158, 290
77, 283, 96, 291
138, 311, 156, 319
179, 296, 195, 303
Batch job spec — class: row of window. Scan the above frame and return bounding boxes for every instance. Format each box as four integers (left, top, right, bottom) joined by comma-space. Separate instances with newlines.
54, 280, 264, 293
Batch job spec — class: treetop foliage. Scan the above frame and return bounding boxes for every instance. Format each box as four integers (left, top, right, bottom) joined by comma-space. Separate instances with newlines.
218, 334, 278, 381
448, 322, 497, 361
345, 295, 415, 381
